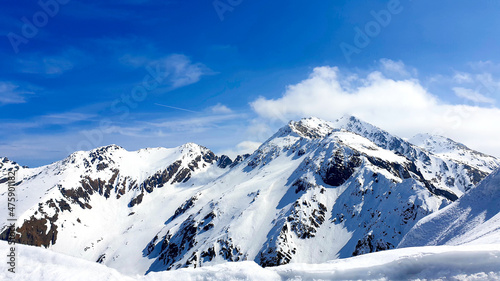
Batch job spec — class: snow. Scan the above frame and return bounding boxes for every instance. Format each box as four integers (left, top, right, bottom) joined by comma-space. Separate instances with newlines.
332, 132, 407, 164
409, 134, 498, 174
1, 116, 499, 277
0, 142, 227, 276
399, 168, 500, 248
2, 241, 500, 281
333, 116, 499, 196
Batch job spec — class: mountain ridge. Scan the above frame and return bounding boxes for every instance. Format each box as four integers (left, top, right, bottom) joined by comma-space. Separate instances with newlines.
399, 168, 500, 248
1, 116, 498, 275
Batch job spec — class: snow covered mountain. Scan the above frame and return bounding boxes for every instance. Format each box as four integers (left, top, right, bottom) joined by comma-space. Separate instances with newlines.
0, 143, 241, 274
399, 168, 500, 248
333, 116, 497, 196
1, 116, 498, 275
409, 133, 499, 173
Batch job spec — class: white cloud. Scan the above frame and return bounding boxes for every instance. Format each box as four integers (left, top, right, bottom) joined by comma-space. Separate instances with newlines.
121, 54, 213, 90
453, 72, 473, 84
453, 87, 495, 104
250, 66, 500, 157
219, 140, 262, 159
236, 141, 261, 153
163, 54, 213, 88
209, 103, 233, 114
379, 59, 411, 76
0, 82, 33, 105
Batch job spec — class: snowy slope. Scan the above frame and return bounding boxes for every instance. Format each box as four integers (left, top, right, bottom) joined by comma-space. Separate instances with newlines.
2, 241, 500, 281
410, 133, 498, 172
399, 168, 500, 248
143, 118, 467, 272
333, 116, 499, 196
1, 116, 498, 275
0, 143, 233, 275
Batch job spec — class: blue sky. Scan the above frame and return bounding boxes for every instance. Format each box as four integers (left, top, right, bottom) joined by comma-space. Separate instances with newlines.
1, 0, 500, 167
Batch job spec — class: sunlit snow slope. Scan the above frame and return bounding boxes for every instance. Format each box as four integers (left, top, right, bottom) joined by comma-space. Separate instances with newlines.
399, 168, 500, 247
1, 116, 498, 275
1, 241, 500, 281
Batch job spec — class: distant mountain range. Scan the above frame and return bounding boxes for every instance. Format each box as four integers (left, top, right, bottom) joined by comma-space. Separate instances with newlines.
1, 116, 499, 275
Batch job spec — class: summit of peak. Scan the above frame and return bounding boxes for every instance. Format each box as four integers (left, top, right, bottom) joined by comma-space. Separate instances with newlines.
65, 144, 124, 160
336, 114, 363, 123
409, 133, 497, 163
287, 117, 335, 139
272, 116, 384, 141
333, 115, 381, 132
179, 142, 206, 151
409, 133, 467, 150
101, 144, 124, 151
86, 144, 125, 154
178, 143, 215, 158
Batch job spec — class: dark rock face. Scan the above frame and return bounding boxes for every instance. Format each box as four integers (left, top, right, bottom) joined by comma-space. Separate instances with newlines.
3, 216, 58, 248
166, 194, 200, 223
201, 151, 217, 164
147, 201, 247, 271
60, 186, 92, 209
292, 123, 326, 139
288, 200, 327, 239
365, 156, 411, 179
465, 167, 488, 189
258, 238, 294, 268
352, 233, 393, 256
96, 254, 106, 263
60, 170, 120, 209
150, 216, 200, 271
0, 200, 61, 248
141, 161, 181, 193
129, 193, 144, 207
173, 168, 192, 183
198, 238, 244, 265
401, 203, 419, 225
292, 178, 316, 194
231, 154, 250, 168
258, 196, 327, 267
366, 155, 459, 201
217, 155, 233, 169
321, 150, 362, 187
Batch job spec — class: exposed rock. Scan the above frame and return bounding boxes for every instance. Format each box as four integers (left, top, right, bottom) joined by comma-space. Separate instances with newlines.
217, 155, 233, 169
352, 233, 393, 256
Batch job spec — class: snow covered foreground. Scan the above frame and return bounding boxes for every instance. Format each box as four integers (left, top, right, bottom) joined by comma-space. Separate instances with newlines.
400, 168, 500, 247
2, 241, 500, 281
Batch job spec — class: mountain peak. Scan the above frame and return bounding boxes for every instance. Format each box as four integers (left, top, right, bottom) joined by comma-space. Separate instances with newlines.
180, 142, 205, 150
409, 133, 498, 172
334, 115, 384, 135
331, 115, 407, 153
336, 114, 363, 124
286, 117, 335, 139
0, 157, 20, 172
93, 144, 124, 153
2, 115, 499, 275
410, 133, 470, 154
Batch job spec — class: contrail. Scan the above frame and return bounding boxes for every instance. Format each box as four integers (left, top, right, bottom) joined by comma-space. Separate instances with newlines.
154, 103, 199, 113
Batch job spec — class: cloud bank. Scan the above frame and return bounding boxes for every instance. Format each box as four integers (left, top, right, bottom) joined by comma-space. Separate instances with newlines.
250, 62, 500, 157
